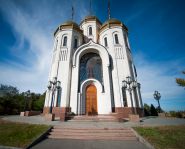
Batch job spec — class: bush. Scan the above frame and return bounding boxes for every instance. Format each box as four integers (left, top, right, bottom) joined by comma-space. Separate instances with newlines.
144, 103, 151, 116
150, 104, 158, 116
169, 111, 184, 118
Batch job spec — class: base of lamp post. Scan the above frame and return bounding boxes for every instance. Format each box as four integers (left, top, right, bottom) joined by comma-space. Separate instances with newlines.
129, 114, 140, 122
20, 111, 25, 116
44, 113, 55, 121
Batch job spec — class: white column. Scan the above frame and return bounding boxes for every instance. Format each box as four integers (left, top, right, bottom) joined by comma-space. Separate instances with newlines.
54, 89, 58, 107
77, 93, 81, 115
44, 90, 49, 107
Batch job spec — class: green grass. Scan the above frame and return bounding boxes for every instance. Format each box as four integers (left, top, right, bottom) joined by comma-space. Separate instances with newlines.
134, 125, 185, 149
0, 119, 50, 148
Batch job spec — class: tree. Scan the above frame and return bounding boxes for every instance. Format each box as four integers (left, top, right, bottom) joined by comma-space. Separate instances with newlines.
0, 84, 19, 96
150, 104, 158, 116
144, 103, 150, 116
176, 71, 185, 88
0, 84, 45, 115
32, 92, 45, 111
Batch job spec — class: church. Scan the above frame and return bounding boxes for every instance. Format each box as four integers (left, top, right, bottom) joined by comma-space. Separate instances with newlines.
43, 15, 143, 121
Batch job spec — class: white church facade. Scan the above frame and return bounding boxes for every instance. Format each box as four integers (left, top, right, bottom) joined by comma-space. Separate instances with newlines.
43, 16, 143, 121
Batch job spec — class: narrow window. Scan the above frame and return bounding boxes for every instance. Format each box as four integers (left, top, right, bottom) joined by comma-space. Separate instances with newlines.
104, 37, 108, 47
63, 36, 67, 46
122, 88, 128, 107
89, 27, 92, 35
74, 38, 78, 49
114, 34, 119, 44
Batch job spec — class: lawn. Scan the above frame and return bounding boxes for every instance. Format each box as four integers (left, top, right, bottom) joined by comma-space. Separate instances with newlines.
134, 125, 185, 149
0, 119, 50, 148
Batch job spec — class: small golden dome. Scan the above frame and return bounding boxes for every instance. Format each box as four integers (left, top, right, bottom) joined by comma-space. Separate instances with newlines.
54, 20, 82, 36
100, 18, 128, 32
80, 15, 102, 25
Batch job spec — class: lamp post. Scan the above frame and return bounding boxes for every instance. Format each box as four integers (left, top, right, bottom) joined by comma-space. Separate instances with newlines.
122, 76, 137, 114
153, 91, 161, 113
24, 90, 31, 111
47, 77, 61, 113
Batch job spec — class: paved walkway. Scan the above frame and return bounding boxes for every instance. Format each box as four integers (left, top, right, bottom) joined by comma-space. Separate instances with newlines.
31, 139, 149, 149
1, 115, 185, 149
1, 115, 185, 128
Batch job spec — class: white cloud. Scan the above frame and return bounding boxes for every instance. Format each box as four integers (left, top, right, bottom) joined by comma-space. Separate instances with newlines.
0, 0, 88, 93
134, 52, 185, 110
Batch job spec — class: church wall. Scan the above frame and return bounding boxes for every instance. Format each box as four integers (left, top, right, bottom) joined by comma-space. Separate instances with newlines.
80, 21, 100, 43
52, 30, 74, 108
99, 26, 140, 109
44, 17, 143, 118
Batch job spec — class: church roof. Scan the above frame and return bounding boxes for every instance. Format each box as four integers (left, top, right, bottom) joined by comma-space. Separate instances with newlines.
100, 18, 128, 33
54, 17, 128, 36
80, 15, 102, 26
61, 21, 79, 28
54, 20, 82, 36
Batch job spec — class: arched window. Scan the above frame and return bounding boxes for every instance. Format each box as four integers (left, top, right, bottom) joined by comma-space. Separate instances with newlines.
122, 88, 128, 107
79, 53, 103, 84
63, 36, 67, 46
74, 38, 78, 49
104, 37, 108, 47
114, 34, 119, 44
89, 27, 92, 35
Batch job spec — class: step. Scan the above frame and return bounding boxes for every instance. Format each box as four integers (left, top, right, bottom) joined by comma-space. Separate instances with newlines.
50, 131, 135, 136
48, 127, 136, 141
53, 126, 131, 130
71, 115, 120, 122
51, 129, 132, 133
48, 135, 137, 141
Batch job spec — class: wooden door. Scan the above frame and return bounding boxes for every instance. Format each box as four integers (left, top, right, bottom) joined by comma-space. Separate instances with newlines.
86, 85, 97, 115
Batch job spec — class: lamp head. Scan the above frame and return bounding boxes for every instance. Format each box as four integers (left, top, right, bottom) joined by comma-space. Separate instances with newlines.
56, 81, 61, 89
126, 76, 132, 84
122, 80, 127, 88
132, 80, 137, 88
47, 81, 52, 89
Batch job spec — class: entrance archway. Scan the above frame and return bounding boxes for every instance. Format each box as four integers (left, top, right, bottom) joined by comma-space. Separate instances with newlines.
86, 84, 97, 115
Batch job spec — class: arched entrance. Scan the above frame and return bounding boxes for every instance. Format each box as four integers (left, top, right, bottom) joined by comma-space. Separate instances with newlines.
86, 84, 98, 115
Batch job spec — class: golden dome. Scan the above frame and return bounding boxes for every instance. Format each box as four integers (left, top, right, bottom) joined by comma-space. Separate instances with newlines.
100, 18, 128, 32
80, 15, 102, 25
54, 20, 82, 36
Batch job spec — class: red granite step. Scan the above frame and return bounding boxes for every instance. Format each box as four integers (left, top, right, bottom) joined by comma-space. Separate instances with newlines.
49, 133, 136, 138
51, 129, 132, 133
48, 127, 137, 141
70, 115, 120, 122
48, 135, 137, 141
53, 126, 131, 130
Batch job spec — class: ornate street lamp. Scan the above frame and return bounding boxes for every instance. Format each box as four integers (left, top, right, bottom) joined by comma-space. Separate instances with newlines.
24, 90, 31, 111
47, 77, 61, 113
153, 91, 161, 113
122, 76, 137, 114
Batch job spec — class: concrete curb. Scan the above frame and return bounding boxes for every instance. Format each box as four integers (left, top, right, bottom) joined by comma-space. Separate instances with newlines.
131, 128, 155, 149
0, 145, 22, 149
25, 126, 53, 149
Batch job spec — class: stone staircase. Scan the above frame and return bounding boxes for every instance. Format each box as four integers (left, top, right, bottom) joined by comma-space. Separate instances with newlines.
48, 126, 137, 141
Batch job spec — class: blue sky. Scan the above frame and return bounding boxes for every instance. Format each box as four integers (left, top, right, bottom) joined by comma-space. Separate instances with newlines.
0, 0, 184, 111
